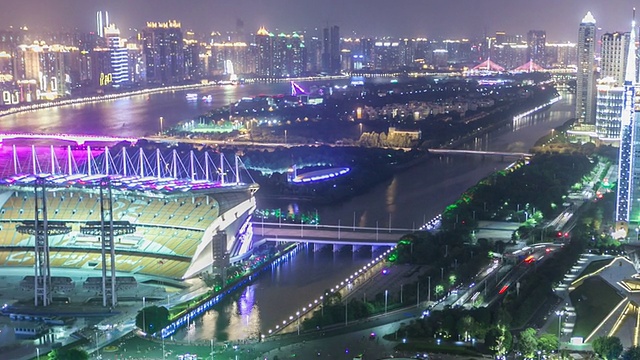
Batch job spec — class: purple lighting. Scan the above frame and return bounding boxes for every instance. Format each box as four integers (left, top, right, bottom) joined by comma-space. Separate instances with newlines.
0, 132, 139, 145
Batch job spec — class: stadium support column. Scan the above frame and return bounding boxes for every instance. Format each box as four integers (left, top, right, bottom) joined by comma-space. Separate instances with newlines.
99, 178, 117, 307
212, 231, 229, 287
34, 177, 52, 307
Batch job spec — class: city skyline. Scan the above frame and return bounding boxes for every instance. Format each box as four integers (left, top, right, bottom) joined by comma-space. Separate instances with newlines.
1, 0, 638, 40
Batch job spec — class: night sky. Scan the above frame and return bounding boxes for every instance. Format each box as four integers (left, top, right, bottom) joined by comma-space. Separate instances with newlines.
0, 0, 637, 41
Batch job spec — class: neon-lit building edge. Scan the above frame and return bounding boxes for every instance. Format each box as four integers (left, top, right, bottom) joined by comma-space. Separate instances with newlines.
0, 146, 258, 280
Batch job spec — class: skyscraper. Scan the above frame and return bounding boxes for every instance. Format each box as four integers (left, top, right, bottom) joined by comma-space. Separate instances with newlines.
96, 11, 109, 38
322, 26, 341, 74
526, 30, 546, 66
615, 14, 637, 224
141, 21, 185, 85
255, 27, 273, 77
576, 12, 597, 124
104, 24, 129, 86
601, 32, 630, 86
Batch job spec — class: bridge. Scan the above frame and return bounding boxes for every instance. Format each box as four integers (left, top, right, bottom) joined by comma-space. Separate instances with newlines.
428, 148, 531, 158
0, 133, 139, 145
252, 222, 412, 250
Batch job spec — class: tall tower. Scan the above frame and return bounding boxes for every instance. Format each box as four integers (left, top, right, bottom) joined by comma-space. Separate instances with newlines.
104, 24, 129, 86
601, 32, 631, 86
255, 27, 273, 77
615, 12, 637, 224
96, 11, 109, 38
526, 30, 546, 66
141, 21, 184, 85
576, 12, 597, 124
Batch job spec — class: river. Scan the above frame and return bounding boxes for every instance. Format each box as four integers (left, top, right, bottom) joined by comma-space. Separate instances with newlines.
0, 83, 574, 342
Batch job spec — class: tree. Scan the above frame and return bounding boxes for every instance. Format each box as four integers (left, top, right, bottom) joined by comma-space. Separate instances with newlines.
592, 336, 623, 360
48, 348, 89, 360
622, 346, 640, 360
518, 328, 538, 359
537, 333, 559, 353
485, 324, 512, 356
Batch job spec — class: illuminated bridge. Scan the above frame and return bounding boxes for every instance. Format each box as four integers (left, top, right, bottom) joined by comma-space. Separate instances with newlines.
428, 149, 532, 158
0, 132, 139, 145
252, 222, 412, 250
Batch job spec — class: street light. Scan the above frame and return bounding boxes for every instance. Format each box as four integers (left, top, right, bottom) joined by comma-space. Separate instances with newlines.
384, 290, 388, 314
555, 310, 564, 350
296, 311, 301, 335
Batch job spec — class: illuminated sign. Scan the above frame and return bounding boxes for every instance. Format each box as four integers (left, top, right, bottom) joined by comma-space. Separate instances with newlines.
100, 72, 113, 86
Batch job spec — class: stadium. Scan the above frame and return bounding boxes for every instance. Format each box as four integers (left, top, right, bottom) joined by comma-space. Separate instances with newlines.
0, 144, 258, 298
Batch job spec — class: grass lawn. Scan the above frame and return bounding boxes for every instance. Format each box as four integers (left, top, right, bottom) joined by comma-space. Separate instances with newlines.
570, 276, 623, 338
576, 259, 613, 279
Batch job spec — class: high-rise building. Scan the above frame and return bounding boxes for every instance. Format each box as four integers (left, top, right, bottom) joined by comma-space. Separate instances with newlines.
595, 78, 624, 144
96, 11, 109, 38
576, 12, 597, 124
104, 24, 129, 86
255, 27, 273, 77
601, 32, 630, 86
616, 15, 637, 224
322, 26, 341, 74
141, 21, 185, 85
526, 30, 546, 66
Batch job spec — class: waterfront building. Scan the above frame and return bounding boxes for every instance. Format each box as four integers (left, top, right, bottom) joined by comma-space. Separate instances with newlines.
254, 26, 273, 77
615, 15, 637, 224
104, 24, 129, 86
576, 12, 597, 124
141, 20, 185, 85
322, 25, 341, 74
527, 30, 546, 67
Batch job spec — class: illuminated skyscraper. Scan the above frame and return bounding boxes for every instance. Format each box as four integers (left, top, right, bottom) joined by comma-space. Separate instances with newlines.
615, 14, 637, 223
104, 24, 129, 86
141, 21, 185, 85
601, 32, 630, 86
322, 26, 341, 74
576, 12, 597, 124
96, 11, 109, 38
526, 30, 546, 66
255, 27, 273, 77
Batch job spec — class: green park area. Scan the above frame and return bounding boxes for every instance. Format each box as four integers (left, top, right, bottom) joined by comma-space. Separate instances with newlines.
570, 276, 623, 338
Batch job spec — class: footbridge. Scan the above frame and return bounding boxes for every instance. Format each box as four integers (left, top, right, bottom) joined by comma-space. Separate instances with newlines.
252, 222, 413, 251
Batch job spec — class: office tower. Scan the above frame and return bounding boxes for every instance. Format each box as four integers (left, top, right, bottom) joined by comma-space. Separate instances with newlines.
526, 30, 546, 66
576, 12, 597, 124
96, 11, 109, 38
616, 15, 637, 223
595, 78, 624, 143
601, 32, 630, 86
104, 24, 129, 86
255, 27, 273, 77
141, 21, 185, 85
322, 26, 341, 74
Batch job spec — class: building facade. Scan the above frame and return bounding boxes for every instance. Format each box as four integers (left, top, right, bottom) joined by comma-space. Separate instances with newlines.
576, 12, 597, 124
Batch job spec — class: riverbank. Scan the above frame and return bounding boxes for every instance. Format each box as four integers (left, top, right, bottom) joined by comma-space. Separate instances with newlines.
0, 75, 349, 119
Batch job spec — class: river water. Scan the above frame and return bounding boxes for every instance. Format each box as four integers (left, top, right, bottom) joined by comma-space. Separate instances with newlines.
0, 83, 574, 341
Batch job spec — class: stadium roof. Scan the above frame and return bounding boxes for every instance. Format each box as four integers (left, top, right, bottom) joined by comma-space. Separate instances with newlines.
0, 173, 256, 197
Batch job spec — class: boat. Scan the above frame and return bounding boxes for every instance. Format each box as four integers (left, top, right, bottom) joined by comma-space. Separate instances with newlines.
201, 95, 213, 102
185, 93, 198, 101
